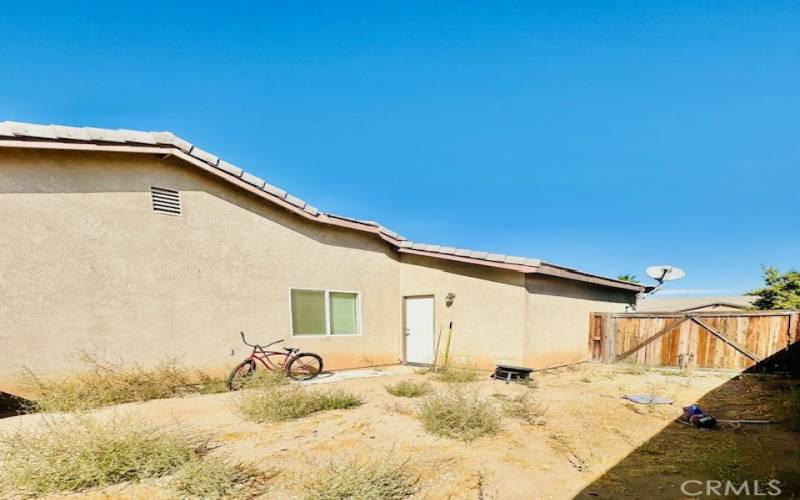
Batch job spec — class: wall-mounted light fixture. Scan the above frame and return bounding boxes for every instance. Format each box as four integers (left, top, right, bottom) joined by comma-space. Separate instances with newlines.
445, 292, 456, 307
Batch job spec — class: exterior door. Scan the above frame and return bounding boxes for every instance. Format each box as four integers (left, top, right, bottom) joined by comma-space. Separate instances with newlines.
404, 296, 435, 364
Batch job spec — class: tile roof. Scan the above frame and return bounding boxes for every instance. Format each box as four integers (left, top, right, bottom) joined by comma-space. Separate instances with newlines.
0, 120, 644, 292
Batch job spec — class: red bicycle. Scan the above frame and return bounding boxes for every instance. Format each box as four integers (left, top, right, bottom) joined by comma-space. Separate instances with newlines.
227, 332, 324, 390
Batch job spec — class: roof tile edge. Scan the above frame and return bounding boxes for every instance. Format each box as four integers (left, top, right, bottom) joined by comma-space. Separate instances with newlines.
0, 120, 643, 291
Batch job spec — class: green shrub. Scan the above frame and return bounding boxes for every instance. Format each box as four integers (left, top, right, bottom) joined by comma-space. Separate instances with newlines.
238, 384, 362, 423
303, 456, 418, 500
433, 364, 481, 384
20, 354, 225, 412
417, 388, 500, 442
385, 380, 432, 398
0, 414, 205, 495
171, 456, 271, 499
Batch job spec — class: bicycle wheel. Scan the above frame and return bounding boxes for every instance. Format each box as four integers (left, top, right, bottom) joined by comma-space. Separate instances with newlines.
286, 353, 323, 380
227, 359, 256, 391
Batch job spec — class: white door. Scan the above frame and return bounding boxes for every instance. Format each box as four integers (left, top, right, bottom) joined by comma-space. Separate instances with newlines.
404, 296, 435, 364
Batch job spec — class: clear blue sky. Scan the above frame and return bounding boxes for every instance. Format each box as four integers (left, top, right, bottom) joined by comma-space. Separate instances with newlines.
1, 1, 797, 295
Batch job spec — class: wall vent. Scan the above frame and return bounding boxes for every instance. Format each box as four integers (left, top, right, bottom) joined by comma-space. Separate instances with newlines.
150, 187, 181, 216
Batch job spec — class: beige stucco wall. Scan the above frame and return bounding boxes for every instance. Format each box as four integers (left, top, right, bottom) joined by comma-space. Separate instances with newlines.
0, 149, 402, 392
399, 254, 527, 369
397, 256, 636, 371
1, 147, 637, 394
523, 274, 635, 368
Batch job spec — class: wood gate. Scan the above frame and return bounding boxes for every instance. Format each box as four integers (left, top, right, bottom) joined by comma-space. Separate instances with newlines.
590, 310, 799, 370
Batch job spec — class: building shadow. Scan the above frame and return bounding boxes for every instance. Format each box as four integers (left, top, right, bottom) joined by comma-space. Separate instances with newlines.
0, 391, 32, 419
575, 342, 800, 499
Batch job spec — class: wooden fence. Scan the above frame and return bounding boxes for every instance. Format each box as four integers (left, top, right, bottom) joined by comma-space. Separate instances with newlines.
590, 310, 799, 371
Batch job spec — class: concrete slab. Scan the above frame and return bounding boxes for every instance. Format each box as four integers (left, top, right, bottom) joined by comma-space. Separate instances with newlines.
298, 365, 414, 385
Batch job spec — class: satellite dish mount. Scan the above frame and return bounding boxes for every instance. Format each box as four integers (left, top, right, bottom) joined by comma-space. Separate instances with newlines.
644, 265, 686, 295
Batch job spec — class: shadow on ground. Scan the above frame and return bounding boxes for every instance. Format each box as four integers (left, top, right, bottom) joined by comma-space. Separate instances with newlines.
0, 391, 31, 419
576, 343, 800, 499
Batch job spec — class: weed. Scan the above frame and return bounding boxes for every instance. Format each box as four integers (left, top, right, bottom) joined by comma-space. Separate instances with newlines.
193, 370, 230, 395
385, 380, 432, 398
0, 414, 205, 495
385, 401, 414, 416
417, 388, 500, 442
20, 354, 221, 412
502, 391, 546, 426
238, 369, 289, 390
619, 364, 649, 376
303, 455, 418, 500
171, 456, 272, 499
237, 385, 362, 423
433, 364, 481, 384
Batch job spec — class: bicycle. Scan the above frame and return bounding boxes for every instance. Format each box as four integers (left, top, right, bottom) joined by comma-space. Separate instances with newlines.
226, 332, 324, 390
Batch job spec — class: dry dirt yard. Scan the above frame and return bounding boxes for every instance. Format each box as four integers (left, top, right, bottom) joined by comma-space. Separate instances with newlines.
1, 363, 797, 499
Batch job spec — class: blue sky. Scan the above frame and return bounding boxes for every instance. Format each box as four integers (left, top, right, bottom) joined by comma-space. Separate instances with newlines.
1, 1, 797, 294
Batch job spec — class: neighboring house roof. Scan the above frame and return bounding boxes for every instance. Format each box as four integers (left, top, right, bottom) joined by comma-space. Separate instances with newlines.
636, 295, 755, 312
0, 120, 643, 292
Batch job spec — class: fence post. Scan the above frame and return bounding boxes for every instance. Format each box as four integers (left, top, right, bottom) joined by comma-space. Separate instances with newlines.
602, 314, 616, 363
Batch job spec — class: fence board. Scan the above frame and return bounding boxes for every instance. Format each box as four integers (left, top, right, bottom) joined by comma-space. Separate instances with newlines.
590, 310, 799, 371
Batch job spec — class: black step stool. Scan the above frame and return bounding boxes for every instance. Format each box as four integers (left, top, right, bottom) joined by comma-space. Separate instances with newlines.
491, 364, 533, 383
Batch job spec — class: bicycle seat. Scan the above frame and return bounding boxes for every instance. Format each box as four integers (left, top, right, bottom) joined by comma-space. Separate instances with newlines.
283, 347, 299, 353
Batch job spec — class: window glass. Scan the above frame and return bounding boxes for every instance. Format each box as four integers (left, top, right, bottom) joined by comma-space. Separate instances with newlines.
329, 292, 359, 335
291, 290, 326, 335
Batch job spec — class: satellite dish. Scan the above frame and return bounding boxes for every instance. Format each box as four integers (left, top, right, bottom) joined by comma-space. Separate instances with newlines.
646, 265, 686, 283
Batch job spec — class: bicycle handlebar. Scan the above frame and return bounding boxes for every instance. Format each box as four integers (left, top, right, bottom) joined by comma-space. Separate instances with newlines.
239, 331, 285, 349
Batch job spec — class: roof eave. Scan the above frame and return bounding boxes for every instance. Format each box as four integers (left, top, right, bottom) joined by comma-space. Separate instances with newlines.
0, 140, 405, 247
531, 263, 645, 292
0, 129, 640, 290
398, 248, 539, 273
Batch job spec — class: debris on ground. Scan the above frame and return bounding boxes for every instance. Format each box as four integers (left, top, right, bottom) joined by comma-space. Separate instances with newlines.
680, 404, 717, 429
623, 394, 673, 405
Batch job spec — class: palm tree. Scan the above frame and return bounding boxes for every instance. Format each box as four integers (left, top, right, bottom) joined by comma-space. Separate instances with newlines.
617, 274, 640, 284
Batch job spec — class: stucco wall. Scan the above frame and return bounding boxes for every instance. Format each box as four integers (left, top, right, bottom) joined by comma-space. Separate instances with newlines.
0, 149, 402, 391
1, 147, 639, 393
399, 254, 527, 369
523, 274, 636, 368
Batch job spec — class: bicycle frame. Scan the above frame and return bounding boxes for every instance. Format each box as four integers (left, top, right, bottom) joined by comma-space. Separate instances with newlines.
228, 332, 322, 389
247, 345, 294, 372
239, 332, 298, 373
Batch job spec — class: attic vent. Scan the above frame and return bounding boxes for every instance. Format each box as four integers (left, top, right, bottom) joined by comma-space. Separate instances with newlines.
150, 187, 181, 216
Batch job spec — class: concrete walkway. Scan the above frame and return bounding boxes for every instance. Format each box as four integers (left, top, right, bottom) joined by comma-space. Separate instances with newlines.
298, 364, 415, 385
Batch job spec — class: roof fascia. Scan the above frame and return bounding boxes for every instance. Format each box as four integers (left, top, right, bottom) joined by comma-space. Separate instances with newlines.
531, 263, 645, 292
398, 248, 538, 273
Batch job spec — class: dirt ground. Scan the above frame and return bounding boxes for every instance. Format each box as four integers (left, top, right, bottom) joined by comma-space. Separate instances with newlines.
1, 363, 798, 499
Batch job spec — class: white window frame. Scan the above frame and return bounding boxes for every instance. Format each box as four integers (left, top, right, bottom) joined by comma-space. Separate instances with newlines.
289, 288, 362, 337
